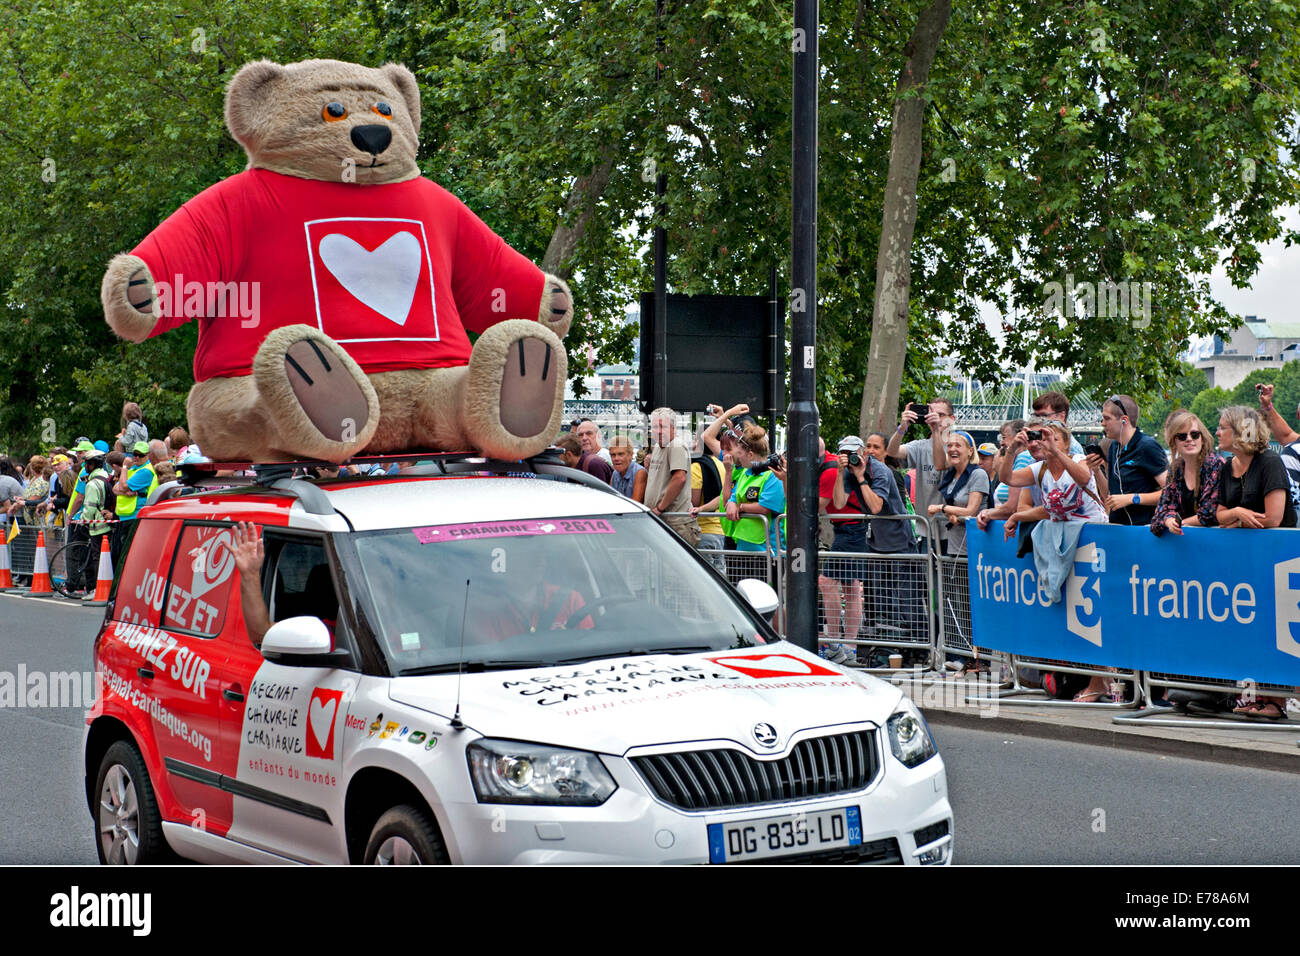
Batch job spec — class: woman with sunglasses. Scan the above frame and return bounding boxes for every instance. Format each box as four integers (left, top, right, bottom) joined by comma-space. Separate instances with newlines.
1150, 411, 1222, 536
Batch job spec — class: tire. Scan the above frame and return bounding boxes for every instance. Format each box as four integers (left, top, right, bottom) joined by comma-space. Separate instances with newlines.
50, 541, 90, 597
94, 740, 172, 864
363, 804, 449, 865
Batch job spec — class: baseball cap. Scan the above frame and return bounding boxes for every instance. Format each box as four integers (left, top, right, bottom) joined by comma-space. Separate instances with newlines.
93, 440, 110, 453
50, 454, 70, 466
837, 435, 866, 452
977, 442, 998, 457
72, 440, 95, 454
131, 441, 149, 456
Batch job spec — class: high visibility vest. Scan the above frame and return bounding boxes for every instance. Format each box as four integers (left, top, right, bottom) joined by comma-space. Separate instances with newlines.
116, 463, 158, 519
728, 469, 775, 546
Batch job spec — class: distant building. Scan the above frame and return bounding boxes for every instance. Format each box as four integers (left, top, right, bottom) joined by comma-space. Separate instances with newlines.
1182, 316, 1300, 390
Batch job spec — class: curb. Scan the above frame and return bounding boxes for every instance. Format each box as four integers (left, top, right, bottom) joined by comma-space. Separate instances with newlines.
924, 706, 1300, 775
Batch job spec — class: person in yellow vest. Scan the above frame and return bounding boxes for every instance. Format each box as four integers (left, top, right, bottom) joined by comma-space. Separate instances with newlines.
113, 440, 161, 560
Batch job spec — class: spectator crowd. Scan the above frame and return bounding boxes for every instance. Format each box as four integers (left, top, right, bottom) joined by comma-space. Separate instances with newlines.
6, 386, 1299, 719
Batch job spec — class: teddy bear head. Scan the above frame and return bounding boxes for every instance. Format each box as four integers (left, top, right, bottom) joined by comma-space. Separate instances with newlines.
224, 58, 421, 185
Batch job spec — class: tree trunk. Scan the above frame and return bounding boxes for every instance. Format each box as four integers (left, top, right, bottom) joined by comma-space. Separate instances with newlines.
859, 0, 951, 436
541, 155, 616, 279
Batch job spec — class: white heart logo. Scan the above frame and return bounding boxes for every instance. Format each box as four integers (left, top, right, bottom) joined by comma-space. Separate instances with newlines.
309, 695, 339, 750
318, 231, 422, 325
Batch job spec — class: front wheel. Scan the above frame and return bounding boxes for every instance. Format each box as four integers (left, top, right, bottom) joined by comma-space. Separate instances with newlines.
363, 805, 449, 864
95, 740, 171, 864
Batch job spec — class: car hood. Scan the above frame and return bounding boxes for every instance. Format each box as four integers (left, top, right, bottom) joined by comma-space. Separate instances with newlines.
387, 642, 903, 755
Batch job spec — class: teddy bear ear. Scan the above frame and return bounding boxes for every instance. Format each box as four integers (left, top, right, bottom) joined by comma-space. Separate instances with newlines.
380, 62, 421, 133
225, 60, 288, 150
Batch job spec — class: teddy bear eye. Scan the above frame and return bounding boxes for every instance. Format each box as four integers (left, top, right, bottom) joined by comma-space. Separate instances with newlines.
322, 102, 348, 122
371, 102, 393, 119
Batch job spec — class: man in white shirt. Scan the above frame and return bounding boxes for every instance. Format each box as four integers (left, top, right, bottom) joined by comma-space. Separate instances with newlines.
575, 419, 612, 466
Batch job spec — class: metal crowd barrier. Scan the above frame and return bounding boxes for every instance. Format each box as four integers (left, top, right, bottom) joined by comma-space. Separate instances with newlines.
661, 512, 775, 588
1111, 672, 1299, 731
776, 513, 935, 672
929, 514, 1011, 684
7, 521, 66, 578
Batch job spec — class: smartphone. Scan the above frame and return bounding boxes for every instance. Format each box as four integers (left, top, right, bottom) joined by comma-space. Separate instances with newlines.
910, 403, 930, 418
1084, 443, 1104, 457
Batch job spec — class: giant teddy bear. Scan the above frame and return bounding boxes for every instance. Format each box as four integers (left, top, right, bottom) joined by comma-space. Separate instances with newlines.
102, 58, 572, 464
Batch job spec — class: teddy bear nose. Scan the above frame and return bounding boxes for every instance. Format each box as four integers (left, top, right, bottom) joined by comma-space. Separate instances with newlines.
350, 124, 392, 155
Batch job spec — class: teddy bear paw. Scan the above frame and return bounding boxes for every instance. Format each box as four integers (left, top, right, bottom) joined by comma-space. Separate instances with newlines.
253, 324, 380, 460
464, 319, 567, 458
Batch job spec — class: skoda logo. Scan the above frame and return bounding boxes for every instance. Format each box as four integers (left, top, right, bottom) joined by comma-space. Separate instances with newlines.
752, 723, 779, 748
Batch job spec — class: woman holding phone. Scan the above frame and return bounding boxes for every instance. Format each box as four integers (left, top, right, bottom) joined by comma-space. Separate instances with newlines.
1150, 411, 1222, 536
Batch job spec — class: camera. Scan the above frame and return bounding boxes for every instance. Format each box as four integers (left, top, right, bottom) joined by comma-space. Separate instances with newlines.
1256, 383, 1265, 392
749, 452, 785, 474
910, 403, 930, 418
1025, 429, 1044, 440
846, 451, 862, 466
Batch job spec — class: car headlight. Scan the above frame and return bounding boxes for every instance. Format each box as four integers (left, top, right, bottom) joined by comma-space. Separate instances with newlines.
467, 739, 618, 806
886, 698, 938, 768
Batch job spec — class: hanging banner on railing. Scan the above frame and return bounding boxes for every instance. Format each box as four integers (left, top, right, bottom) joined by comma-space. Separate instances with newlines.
966, 523, 1300, 685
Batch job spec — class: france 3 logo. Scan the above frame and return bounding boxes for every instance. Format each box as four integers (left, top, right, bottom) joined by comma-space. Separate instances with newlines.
1065, 541, 1104, 648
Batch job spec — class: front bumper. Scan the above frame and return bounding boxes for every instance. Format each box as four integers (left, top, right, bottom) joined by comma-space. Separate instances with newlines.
440, 747, 952, 865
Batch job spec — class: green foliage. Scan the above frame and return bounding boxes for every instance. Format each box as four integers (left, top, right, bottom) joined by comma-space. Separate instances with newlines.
0, 0, 376, 453
1137, 362, 1209, 437
1190, 386, 1234, 431
3, 0, 1299, 457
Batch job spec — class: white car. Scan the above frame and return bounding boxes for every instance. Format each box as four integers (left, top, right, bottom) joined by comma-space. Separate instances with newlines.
86, 457, 952, 864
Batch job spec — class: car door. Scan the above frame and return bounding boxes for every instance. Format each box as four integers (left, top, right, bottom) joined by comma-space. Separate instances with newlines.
138, 520, 238, 833
221, 532, 359, 863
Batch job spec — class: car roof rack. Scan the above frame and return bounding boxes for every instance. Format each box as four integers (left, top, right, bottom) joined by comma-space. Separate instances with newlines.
146, 450, 626, 513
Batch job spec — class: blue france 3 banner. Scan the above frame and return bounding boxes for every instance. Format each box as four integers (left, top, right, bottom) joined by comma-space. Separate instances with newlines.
966, 524, 1300, 685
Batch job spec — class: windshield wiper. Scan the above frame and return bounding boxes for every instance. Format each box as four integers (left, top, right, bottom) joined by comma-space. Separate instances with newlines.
555, 646, 714, 664
398, 660, 558, 677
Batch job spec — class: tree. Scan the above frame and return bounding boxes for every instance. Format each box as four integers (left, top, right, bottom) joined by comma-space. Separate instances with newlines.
0, 0, 378, 454
1137, 361, 1208, 438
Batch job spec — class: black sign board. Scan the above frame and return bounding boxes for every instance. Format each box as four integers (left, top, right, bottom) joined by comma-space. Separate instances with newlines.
637, 293, 785, 415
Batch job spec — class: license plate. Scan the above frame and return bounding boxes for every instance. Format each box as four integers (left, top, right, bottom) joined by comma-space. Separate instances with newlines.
707, 807, 862, 863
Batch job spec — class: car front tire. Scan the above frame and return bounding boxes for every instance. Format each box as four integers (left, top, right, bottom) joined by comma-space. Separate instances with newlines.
95, 740, 171, 864
363, 804, 449, 864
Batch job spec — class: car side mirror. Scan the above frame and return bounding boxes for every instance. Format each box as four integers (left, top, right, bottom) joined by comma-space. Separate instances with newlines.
261, 616, 333, 656
736, 579, 780, 617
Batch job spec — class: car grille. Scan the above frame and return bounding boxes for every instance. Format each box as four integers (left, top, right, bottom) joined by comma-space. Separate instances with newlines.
631, 729, 880, 811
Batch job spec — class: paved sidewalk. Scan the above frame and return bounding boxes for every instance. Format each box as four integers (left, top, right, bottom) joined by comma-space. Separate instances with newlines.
891, 673, 1300, 774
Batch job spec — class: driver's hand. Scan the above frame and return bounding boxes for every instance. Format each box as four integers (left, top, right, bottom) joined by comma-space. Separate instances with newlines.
233, 521, 263, 578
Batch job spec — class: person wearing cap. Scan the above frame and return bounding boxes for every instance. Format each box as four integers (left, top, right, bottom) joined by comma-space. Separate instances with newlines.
70, 450, 114, 596
824, 434, 921, 655
976, 440, 1001, 504
113, 441, 161, 557
1093, 394, 1167, 526
37, 455, 74, 525
816, 435, 874, 664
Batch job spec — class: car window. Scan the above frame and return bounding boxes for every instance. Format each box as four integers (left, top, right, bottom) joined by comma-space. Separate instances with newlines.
110, 517, 177, 626
161, 523, 237, 637
268, 538, 340, 627
344, 513, 766, 673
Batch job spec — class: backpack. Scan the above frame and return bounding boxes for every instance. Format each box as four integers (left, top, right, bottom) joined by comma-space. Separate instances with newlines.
87, 471, 117, 519
692, 451, 724, 507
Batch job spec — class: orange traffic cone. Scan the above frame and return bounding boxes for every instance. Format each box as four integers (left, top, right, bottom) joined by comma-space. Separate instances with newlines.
83, 536, 114, 606
0, 534, 14, 590
23, 531, 53, 596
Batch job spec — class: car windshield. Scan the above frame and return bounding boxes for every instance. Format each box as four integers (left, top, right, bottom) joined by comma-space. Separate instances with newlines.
344, 513, 768, 674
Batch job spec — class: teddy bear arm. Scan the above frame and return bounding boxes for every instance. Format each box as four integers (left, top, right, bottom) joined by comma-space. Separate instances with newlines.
101, 253, 160, 343
539, 273, 573, 339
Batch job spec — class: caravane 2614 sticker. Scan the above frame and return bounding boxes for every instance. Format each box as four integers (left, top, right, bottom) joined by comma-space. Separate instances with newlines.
412, 518, 616, 543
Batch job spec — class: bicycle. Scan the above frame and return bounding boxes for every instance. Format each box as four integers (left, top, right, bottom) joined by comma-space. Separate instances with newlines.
49, 537, 94, 598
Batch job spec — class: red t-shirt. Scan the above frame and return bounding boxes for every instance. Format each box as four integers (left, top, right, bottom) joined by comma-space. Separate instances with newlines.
817, 452, 865, 516
132, 169, 546, 381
